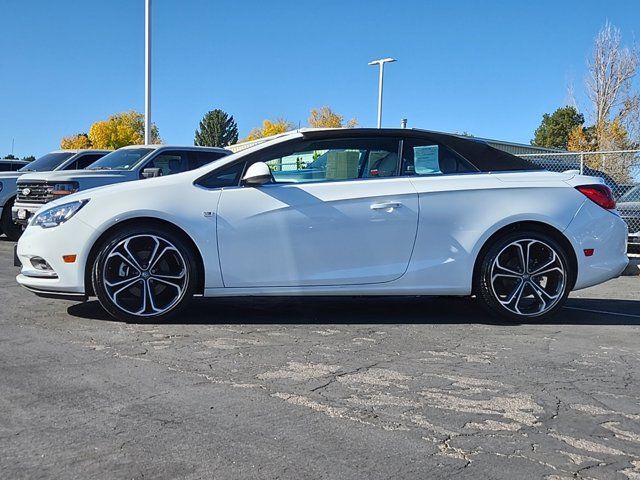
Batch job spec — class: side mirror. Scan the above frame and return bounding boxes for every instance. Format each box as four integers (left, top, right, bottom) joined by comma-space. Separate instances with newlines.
242, 162, 272, 186
142, 168, 162, 179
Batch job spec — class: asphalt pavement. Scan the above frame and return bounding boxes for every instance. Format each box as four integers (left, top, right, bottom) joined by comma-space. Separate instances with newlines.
1, 238, 639, 479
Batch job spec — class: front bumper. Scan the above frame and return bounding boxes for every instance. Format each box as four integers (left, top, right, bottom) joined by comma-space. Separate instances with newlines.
16, 217, 97, 296
18, 284, 87, 301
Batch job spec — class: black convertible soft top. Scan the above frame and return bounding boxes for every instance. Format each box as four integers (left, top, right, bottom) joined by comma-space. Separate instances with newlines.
301, 128, 542, 173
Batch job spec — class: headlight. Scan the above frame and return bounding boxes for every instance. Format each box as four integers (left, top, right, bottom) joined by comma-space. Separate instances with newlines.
32, 200, 89, 228
51, 181, 79, 198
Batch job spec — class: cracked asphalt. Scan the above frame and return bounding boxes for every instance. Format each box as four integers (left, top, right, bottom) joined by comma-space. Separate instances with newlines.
1, 239, 640, 479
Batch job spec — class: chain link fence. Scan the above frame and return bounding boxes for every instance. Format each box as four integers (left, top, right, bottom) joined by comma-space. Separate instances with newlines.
518, 150, 640, 245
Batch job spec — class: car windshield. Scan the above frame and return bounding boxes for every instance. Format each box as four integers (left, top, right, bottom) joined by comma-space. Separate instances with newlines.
619, 186, 640, 202
86, 148, 154, 170
18, 152, 74, 172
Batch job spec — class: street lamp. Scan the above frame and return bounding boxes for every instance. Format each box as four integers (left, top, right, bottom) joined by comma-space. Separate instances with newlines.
144, 0, 152, 145
368, 57, 396, 128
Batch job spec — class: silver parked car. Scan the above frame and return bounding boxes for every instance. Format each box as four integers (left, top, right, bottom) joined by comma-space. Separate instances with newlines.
0, 150, 109, 240
616, 185, 640, 248
13, 145, 231, 226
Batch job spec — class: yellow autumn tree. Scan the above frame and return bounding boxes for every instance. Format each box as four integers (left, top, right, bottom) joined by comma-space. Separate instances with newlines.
567, 126, 592, 152
88, 111, 161, 150
60, 133, 92, 149
244, 118, 294, 141
309, 106, 357, 128
597, 118, 630, 150
568, 119, 630, 152
568, 119, 635, 182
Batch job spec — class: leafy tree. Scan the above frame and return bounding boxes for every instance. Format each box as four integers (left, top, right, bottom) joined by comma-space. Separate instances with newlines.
568, 120, 633, 152
88, 111, 160, 150
194, 109, 238, 147
308, 106, 357, 128
21, 155, 35, 162
244, 118, 294, 141
3, 154, 17, 159
567, 125, 596, 152
60, 133, 92, 149
532, 106, 585, 149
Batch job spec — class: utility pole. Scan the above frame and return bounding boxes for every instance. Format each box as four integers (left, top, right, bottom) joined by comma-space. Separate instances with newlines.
368, 58, 396, 128
144, 0, 152, 145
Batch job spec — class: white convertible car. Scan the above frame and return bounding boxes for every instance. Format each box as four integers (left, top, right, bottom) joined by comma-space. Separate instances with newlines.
16, 128, 628, 322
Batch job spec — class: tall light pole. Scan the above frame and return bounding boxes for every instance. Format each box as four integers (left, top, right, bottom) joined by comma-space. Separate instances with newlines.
144, 0, 152, 145
368, 58, 396, 128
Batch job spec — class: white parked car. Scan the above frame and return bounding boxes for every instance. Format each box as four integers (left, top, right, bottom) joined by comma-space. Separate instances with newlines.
15, 129, 628, 323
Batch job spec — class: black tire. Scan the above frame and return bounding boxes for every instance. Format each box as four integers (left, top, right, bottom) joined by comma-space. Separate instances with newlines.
92, 224, 199, 322
1, 198, 23, 241
474, 230, 572, 323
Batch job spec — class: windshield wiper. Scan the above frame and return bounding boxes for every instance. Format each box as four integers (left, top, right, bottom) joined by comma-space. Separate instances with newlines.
88, 166, 113, 170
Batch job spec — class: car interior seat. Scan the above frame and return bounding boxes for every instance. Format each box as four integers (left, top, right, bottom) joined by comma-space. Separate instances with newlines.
439, 154, 457, 173
168, 157, 185, 175
370, 152, 399, 177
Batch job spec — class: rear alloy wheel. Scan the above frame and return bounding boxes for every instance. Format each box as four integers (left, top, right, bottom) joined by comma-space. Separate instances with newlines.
475, 232, 572, 322
93, 226, 198, 322
1, 198, 23, 241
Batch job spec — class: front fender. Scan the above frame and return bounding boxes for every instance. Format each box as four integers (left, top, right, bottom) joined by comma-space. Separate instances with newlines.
80, 206, 221, 290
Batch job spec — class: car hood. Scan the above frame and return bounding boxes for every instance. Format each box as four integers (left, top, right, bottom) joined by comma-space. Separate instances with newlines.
16, 169, 131, 182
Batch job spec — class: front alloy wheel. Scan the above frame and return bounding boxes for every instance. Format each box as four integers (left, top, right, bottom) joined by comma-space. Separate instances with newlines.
93, 227, 197, 322
475, 232, 572, 322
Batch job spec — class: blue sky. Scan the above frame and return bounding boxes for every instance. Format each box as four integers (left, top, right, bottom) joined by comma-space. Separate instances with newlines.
1, 0, 639, 157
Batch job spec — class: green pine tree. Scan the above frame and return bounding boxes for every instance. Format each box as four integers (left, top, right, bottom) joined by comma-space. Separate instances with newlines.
531, 106, 585, 150
194, 109, 239, 147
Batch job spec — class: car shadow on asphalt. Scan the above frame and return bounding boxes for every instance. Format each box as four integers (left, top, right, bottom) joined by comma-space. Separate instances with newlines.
66, 296, 640, 326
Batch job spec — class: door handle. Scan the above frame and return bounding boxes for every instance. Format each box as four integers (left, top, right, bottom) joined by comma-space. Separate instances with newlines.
370, 201, 402, 211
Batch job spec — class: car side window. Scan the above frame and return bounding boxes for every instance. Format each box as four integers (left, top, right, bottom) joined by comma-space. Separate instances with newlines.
143, 150, 189, 177
401, 138, 476, 176
189, 151, 228, 169
0, 162, 10, 171
197, 161, 246, 189
257, 138, 400, 184
74, 154, 105, 170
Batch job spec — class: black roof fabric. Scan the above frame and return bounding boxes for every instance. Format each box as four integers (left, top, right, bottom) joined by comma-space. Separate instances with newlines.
301, 128, 542, 173
420, 131, 543, 172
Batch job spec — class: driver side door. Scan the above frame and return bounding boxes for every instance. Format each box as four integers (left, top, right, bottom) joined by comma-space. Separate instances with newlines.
216, 137, 419, 288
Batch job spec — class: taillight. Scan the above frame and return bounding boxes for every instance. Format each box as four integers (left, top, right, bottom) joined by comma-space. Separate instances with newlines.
575, 184, 616, 210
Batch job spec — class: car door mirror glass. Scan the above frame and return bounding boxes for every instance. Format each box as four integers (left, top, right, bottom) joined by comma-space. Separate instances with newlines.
142, 167, 162, 178
242, 162, 272, 186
